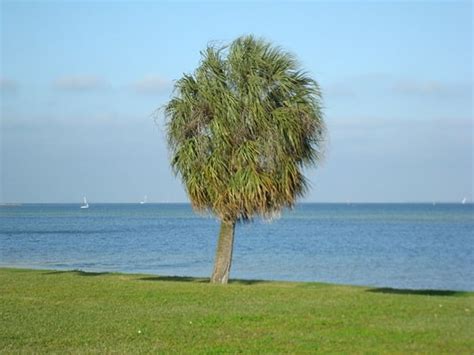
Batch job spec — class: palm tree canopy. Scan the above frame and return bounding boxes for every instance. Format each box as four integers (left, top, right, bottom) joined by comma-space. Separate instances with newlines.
165, 35, 325, 222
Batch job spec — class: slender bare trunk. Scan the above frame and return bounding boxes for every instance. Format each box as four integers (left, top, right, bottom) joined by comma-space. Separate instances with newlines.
210, 220, 236, 284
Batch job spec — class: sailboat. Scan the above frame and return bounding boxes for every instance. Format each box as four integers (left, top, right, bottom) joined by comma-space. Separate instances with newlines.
461, 197, 467, 205
140, 195, 148, 205
80, 196, 89, 209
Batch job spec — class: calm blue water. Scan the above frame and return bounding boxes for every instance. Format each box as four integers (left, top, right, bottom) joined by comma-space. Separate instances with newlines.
1, 203, 473, 290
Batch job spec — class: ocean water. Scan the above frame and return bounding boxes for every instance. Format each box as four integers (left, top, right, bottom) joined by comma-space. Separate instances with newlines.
0, 203, 473, 291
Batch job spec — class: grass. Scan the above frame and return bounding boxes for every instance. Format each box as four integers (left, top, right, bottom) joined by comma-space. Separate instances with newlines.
1, 268, 473, 353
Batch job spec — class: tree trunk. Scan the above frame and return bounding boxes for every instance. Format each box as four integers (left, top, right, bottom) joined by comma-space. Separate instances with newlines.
210, 220, 236, 284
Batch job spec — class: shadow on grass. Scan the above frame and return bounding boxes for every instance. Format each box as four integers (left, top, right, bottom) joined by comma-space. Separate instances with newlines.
139, 276, 209, 283
43, 270, 109, 277
138, 275, 266, 285
42, 270, 266, 284
367, 287, 469, 297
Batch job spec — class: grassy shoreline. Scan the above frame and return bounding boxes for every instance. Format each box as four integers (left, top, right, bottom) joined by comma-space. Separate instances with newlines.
1, 267, 473, 353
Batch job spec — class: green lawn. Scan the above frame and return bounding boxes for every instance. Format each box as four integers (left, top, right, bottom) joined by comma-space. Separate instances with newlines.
1, 268, 472, 353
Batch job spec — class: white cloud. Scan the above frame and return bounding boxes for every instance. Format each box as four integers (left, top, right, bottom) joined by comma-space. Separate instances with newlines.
323, 74, 472, 101
54, 75, 107, 91
132, 75, 172, 95
324, 83, 356, 98
393, 80, 472, 97
1, 111, 151, 129
0, 77, 18, 93
329, 116, 473, 133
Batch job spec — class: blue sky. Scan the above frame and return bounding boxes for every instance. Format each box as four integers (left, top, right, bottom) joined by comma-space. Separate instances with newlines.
1, 0, 472, 203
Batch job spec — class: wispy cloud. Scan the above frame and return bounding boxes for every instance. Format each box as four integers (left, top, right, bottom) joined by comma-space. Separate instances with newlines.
322, 73, 393, 100
324, 83, 356, 98
54, 75, 107, 91
132, 75, 172, 95
0, 77, 18, 93
393, 80, 472, 98
323, 74, 472, 101
330, 116, 473, 131
1, 111, 146, 129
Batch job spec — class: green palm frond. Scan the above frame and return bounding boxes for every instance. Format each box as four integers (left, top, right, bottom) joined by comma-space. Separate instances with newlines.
165, 35, 325, 222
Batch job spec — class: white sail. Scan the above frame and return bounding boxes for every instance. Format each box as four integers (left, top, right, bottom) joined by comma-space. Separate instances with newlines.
462, 197, 467, 204
81, 196, 89, 209
140, 195, 148, 204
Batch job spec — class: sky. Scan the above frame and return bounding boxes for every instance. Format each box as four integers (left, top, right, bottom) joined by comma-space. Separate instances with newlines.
1, 0, 472, 203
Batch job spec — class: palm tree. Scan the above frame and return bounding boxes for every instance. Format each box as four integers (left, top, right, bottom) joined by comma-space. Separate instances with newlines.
165, 35, 325, 284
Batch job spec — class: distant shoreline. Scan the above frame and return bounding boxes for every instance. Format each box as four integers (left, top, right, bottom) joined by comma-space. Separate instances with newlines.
1, 201, 472, 205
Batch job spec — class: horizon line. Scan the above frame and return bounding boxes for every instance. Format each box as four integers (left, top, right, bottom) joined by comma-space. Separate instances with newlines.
1, 201, 471, 205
